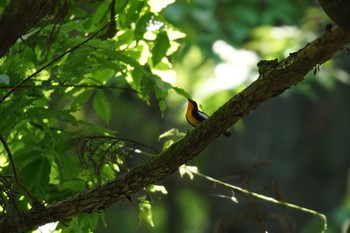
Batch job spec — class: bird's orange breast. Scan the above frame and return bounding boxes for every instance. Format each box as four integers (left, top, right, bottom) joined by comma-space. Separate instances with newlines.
186, 101, 201, 127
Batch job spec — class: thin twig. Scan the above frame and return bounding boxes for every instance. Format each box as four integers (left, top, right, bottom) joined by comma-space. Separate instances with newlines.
181, 165, 328, 233
0, 134, 40, 205
0, 21, 111, 105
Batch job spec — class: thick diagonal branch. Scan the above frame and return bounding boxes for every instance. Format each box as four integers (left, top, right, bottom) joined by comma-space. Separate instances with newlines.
1, 26, 350, 233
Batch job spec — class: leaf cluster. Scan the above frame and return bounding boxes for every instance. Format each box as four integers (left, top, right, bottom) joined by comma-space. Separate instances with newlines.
0, 0, 186, 231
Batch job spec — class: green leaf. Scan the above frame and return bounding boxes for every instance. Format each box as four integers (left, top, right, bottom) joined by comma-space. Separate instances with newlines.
138, 196, 154, 227
152, 31, 170, 66
122, 1, 146, 27
12, 149, 41, 171
140, 75, 155, 96
91, 2, 109, 24
115, 30, 134, 46
93, 68, 115, 83
20, 157, 51, 198
135, 12, 153, 41
172, 86, 190, 98
71, 89, 94, 110
131, 67, 144, 89
115, 0, 128, 13
93, 90, 111, 124
148, 184, 168, 194
178, 165, 199, 180
158, 99, 166, 112
92, 54, 121, 70
162, 139, 174, 150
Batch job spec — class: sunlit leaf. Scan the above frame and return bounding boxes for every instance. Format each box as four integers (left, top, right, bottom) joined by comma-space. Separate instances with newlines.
162, 139, 174, 150
152, 31, 170, 66
148, 184, 168, 194
179, 165, 198, 180
138, 196, 154, 227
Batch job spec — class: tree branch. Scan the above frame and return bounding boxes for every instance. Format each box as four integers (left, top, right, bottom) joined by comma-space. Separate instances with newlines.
1, 25, 349, 232
0, 0, 59, 57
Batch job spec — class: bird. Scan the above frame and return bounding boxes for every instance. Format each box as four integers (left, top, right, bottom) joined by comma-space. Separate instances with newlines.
186, 98, 231, 137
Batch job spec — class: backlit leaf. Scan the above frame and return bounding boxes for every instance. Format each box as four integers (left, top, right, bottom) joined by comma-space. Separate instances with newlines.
152, 31, 170, 66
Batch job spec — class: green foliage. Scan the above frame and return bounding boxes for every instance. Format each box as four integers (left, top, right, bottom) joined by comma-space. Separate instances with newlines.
138, 185, 167, 227
57, 213, 101, 233
0, 0, 184, 231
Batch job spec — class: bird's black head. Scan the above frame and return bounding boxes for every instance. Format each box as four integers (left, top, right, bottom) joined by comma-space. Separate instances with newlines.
187, 98, 198, 109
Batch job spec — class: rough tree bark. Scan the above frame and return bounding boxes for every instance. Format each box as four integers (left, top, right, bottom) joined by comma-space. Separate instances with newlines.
0, 0, 59, 57
1, 1, 350, 233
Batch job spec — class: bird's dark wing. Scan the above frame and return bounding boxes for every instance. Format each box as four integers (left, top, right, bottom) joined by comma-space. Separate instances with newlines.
193, 110, 208, 122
